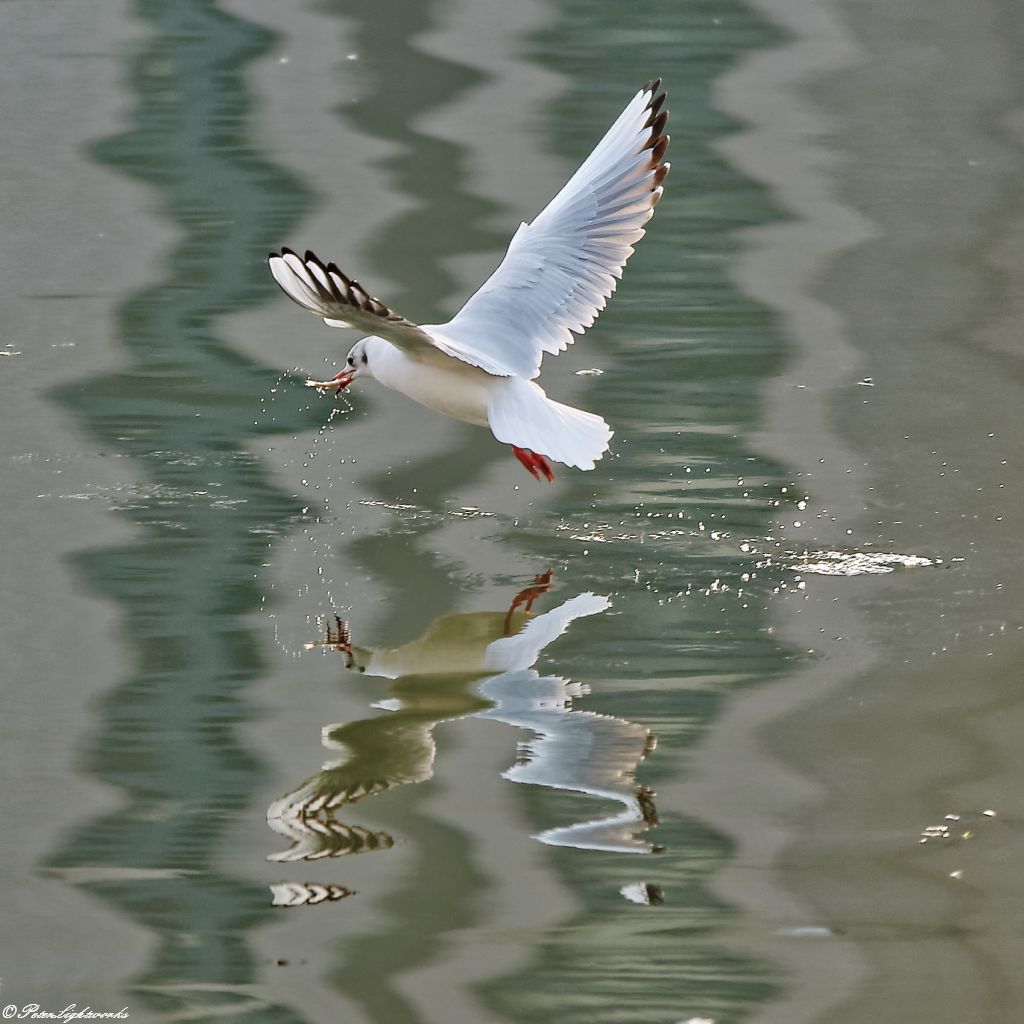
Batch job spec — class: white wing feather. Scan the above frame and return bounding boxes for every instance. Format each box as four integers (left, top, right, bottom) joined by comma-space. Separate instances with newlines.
268, 82, 668, 384
267, 248, 514, 376
439, 80, 670, 380
487, 377, 613, 470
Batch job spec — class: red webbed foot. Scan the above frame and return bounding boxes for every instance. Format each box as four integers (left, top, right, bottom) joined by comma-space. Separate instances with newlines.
512, 445, 555, 482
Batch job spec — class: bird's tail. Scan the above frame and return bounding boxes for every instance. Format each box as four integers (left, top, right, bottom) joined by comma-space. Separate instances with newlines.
487, 377, 613, 470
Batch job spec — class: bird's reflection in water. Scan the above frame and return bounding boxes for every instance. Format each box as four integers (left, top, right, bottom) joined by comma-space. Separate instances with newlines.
267, 573, 660, 900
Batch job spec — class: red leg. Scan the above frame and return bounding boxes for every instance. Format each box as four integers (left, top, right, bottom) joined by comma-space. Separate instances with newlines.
532, 452, 554, 482
511, 445, 555, 482
504, 569, 554, 634
512, 445, 540, 480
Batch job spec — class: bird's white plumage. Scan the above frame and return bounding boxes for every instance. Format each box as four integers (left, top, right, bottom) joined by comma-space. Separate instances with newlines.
442, 84, 668, 379
487, 377, 613, 471
268, 81, 669, 474
269, 249, 513, 375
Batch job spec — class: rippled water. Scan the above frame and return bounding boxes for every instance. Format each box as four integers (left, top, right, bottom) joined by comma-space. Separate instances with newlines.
4, 0, 1024, 1022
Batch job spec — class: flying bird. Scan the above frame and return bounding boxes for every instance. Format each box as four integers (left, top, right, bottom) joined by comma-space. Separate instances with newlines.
269, 81, 669, 481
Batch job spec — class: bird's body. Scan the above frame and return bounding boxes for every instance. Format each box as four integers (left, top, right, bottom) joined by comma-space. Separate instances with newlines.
364, 336, 491, 427
269, 81, 669, 480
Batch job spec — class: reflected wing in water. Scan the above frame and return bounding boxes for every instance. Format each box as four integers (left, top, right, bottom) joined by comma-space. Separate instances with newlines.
270, 881, 356, 907
484, 592, 611, 672
480, 670, 659, 855
267, 686, 489, 863
272, 580, 655, 870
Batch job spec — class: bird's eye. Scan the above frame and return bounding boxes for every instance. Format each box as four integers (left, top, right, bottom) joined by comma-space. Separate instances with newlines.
347, 356, 355, 367
361, 353, 368, 365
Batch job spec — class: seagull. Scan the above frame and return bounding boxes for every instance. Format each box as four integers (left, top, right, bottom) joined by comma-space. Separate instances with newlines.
269, 80, 669, 482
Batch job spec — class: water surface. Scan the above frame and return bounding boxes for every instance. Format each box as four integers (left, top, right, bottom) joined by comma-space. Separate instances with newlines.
3, 0, 1022, 1022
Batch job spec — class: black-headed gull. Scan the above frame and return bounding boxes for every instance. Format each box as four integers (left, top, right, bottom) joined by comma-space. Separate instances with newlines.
269, 80, 669, 481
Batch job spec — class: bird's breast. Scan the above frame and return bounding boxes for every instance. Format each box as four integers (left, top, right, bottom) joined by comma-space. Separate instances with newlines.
373, 347, 494, 427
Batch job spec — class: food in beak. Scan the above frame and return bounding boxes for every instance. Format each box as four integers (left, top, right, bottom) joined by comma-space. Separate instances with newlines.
305, 369, 355, 394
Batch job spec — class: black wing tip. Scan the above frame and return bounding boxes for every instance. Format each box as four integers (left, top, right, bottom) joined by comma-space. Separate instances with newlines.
320, 259, 385, 314
325, 260, 355, 290
642, 78, 666, 114
653, 154, 670, 190
267, 246, 331, 265
643, 101, 668, 131
266, 247, 398, 323
640, 80, 670, 183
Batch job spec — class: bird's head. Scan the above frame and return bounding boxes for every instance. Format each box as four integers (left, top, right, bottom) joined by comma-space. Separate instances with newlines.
334, 339, 372, 390
306, 338, 376, 394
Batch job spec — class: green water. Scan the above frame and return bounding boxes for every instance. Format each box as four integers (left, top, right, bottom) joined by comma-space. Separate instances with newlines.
5, 0, 1024, 1022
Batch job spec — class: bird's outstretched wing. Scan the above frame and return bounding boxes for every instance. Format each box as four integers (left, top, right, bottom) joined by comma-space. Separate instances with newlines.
268, 248, 513, 376
439, 80, 670, 380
